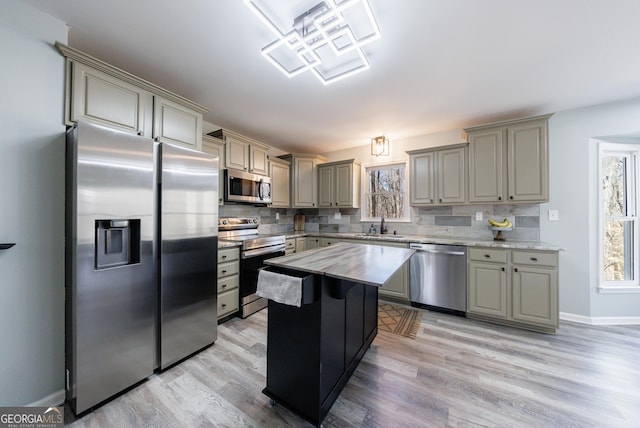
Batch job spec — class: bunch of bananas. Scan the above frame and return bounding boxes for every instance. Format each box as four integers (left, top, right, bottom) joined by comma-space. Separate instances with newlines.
488, 218, 513, 228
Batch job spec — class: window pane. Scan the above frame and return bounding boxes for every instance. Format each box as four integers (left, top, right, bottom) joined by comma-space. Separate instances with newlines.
603, 219, 634, 281
602, 156, 627, 217
365, 164, 405, 219
366, 193, 405, 219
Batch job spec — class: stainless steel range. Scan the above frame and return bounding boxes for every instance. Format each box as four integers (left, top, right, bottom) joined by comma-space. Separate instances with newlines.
218, 217, 285, 318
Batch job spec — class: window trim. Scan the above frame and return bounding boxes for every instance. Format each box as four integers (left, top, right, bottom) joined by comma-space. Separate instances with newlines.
598, 142, 640, 291
360, 161, 411, 223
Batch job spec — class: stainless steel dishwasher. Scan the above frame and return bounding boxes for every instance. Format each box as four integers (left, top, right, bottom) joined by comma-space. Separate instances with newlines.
409, 243, 467, 316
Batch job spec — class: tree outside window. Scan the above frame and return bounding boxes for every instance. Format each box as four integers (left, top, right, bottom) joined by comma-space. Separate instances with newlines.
600, 145, 639, 287
363, 163, 408, 221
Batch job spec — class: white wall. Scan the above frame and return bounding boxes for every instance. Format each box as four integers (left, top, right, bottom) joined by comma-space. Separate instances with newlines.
0, 1, 67, 406
541, 98, 640, 321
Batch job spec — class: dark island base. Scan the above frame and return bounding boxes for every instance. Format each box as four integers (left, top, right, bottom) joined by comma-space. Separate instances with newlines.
261, 269, 378, 427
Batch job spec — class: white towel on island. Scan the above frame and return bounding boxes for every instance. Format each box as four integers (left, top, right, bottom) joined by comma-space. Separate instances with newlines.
256, 269, 303, 307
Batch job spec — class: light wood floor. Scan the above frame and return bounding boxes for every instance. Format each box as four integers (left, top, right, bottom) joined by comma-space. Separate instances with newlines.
65, 306, 640, 427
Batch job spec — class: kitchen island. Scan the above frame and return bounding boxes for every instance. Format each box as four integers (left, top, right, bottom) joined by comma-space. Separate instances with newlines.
261, 243, 414, 427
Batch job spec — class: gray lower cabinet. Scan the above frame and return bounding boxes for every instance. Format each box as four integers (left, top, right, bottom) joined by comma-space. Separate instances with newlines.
467, 247, 559, 333
284, 238, 296, 255
217, 247, 240, 320
342, 239, 410, 302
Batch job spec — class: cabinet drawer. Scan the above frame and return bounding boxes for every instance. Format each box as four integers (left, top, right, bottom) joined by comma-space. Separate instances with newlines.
512, 250, 557, 267
218, 261, 239, 278
285, 239, 296, 250
217, 274, 239, 293
218, 247, 239, 263
218, 288, 239, 318
468, 247, 508, 263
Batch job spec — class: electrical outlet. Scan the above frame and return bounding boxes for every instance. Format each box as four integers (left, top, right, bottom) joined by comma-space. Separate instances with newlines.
275, 212, 279, 223
334, 212, 341, 219
475, 212, 483, 221
548, 210, 559, 221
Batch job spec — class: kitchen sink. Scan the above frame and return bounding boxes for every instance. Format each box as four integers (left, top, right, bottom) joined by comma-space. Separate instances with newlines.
355, 233, 404, 239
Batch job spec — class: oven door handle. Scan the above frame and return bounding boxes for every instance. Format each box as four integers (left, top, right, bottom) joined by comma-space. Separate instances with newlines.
242, 244, 286, 258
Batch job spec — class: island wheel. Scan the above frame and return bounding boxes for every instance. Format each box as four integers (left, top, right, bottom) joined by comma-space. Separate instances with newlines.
269, 399, 277, 407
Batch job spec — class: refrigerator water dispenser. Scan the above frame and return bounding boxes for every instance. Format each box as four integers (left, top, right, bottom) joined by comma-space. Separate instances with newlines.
95, 219, 140, 269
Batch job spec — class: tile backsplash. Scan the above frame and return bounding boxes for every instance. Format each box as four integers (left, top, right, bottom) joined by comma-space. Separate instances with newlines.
219, 203, 540, 241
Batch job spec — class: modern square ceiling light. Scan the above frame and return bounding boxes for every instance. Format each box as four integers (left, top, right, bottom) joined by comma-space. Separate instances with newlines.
244, 0, 381, 85
371, 135, 389, 156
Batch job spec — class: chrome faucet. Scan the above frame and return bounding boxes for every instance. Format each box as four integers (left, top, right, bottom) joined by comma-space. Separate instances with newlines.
380, 214, 387, 234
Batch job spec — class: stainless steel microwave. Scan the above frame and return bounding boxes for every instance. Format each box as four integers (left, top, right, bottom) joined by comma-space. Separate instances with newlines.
224, 169, 272, 205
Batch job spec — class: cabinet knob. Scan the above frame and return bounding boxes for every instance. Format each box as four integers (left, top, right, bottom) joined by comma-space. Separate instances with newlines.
221, 303, 227, 308
137, 131, 143, 136
222, 255, 227, 259
222, 270, 227, 274
439, 198, 443, 202
514, 268, 519, 272
222, 284, 227, 288
509, 196, 514, 200
430, 199, 433, 203
498, 196, 502, 201
530, 257, 538, 261
484, 254, 491, 258
501, 267, 505, 271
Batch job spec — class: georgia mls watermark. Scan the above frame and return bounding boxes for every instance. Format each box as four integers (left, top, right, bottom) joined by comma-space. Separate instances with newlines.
0, 407, 63, 428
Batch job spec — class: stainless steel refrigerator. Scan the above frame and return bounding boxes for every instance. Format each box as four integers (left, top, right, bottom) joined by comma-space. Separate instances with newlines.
65, 121, 218, 414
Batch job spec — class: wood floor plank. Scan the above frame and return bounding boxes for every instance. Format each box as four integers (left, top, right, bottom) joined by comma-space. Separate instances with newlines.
65, 306, 640, 427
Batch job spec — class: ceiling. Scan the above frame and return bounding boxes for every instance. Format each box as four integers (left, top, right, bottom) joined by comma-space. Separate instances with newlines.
22, 0, 640, 153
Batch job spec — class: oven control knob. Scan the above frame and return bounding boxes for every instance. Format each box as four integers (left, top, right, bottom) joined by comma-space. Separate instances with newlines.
251, 218, 257, 223
221, 219, 227, 225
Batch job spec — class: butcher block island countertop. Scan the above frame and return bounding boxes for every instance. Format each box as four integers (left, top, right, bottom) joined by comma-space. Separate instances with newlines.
264, 242, 415, 287
260, 243, 415, 427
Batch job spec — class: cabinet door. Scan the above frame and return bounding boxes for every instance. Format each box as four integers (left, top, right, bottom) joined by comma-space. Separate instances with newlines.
468, 262, 507, 318
437, 146, 466, 204
153, 96, 202, 149
507, 120, 548, 202
294, 158, 317, 207
410, 152, 435, 205
317, 165, 334, 207
335, 163, 355, 207
305, 237, 320, 250
270, 160, 290, 208
250, 145, 268, 175
71, 62, 148, 135
225, 136, 249, 171
512, 266, 558, 327
379, 261, 409, 301
295, 238, 307, 253
202, 136, 225, 205
468, 129, 505, 202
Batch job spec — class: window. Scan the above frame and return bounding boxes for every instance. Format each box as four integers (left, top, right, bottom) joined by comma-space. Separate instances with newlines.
599, 143, 640, 289
361, 162, 410, 222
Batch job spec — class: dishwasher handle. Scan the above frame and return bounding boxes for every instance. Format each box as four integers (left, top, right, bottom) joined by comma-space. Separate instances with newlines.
409, 244, 466, 256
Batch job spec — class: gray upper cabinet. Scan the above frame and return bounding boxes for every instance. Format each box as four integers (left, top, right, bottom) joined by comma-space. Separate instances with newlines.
153, 96, 202, 148
57, 43, 207, 150
70, 62, 150, 136
201, 135, 225, 205
269, 156, 290, 208
280, 154, 327, 208
408, 144, 467, 206
466, 114, 551, 203
210, 129, 269, 176
317, 159, 361, 208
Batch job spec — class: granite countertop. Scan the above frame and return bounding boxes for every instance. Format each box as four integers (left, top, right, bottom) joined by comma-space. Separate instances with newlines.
218, 239, 242, 249
280, 231, 564, 251
265, 242, 415, 287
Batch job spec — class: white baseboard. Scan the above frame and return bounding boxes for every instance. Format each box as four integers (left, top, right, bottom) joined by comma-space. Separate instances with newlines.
27, 389, 65, 407
560, 312, 640, 325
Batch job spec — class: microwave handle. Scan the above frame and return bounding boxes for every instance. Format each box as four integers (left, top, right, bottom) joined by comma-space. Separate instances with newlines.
258, 179, 264, 200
